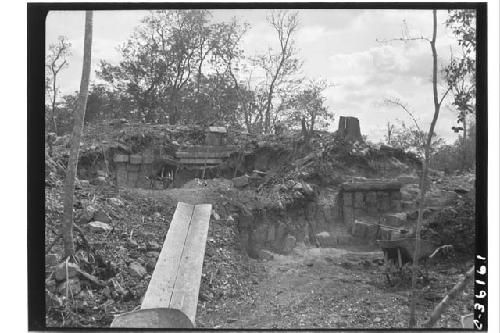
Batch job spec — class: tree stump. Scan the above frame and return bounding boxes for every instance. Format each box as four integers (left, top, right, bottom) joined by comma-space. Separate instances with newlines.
337, 116, 363, 142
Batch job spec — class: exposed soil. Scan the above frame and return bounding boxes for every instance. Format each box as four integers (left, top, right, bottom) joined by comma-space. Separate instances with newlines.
196, 244, 473, 329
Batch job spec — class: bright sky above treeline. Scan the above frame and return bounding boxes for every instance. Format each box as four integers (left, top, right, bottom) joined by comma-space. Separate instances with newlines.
46, 9, 472, 143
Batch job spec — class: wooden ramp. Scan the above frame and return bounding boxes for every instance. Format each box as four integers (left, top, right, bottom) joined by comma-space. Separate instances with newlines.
111, 202, 212, 328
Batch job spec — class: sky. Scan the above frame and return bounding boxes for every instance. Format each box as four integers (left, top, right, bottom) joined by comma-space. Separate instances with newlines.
45, 9, 470, 143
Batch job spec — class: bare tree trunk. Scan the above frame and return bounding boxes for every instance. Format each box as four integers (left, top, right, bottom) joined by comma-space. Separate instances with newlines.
462, 113, 467, 170
264, 85, 275, 134
62, 11, 93, 259
409, 10, 446, 327
51, 75, 58, 135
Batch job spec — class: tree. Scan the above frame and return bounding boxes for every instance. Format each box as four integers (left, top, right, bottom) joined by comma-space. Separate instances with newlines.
384, 99, 444, 159
98, 10, 248, 125
62, 11, 93, 258
46, 36, 72, 135
254, 10, 301, 133
380, 11, 451, 327
284, 79, 333, 137
407, 10, 451, 328
444, 9, 476, 170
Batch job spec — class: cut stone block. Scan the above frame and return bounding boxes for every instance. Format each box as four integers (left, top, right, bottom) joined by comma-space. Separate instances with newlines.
343, 192, 353, 207
365, 191, 377, 205
377, 191, 391, 211
253, 224, 268, 244
343, 208, 355, 225
113, 154, 129, 163
282, 235, 296, 254
259, 249, 274, 260
315, 231, 337, 247
233, 175, 250, 188
130, 154, 143, 164
383, 212, 407, 227
354, 192, 364, 209
116, 164, 128, 187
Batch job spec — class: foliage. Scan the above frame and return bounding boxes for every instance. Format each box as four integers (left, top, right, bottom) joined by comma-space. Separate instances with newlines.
384, 120, 444, 160
430, 120, 476, 173
282, 79, 334, 135
97, 10, 248, 125
253, 10, 302, 133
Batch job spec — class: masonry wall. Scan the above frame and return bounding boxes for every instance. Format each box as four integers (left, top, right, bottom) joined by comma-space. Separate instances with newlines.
341, 181, 403, 226
113, 154, 157, 189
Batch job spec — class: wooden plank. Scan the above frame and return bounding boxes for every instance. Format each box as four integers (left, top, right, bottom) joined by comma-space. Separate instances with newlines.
179, 158, 223, 165
169, 204, 211, 323
175, 151, 231, 158
141, 202, 195, 310
341, 181, 402, 192
180, 145, 237, 152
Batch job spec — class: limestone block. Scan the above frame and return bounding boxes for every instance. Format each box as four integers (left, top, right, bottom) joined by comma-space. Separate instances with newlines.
253, 224, 268, 244
129, 154, 142, 165
365, 191, 377, 205
259, 249, 274, 260
343, 192, 353, 207
115, 164, 128, 187
377, 191, 390, 212
343, 207, 355, 225
113, 154, 129, 163
127, 164, 140, 187
390, 199, 402, 212
354, 192, 365, 209
275, 222, 286, 242
282, 235, 296, 254
315, 231, 337, 247
233, 175, 250, 188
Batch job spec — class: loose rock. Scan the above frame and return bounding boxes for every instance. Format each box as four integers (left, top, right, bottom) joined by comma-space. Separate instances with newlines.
128, 262, 147, 279
87, 221, 112, 233
94, 210, 112, 223
233, 175, 250, 188
259, 249, 274, 261
282, 235, 297, 254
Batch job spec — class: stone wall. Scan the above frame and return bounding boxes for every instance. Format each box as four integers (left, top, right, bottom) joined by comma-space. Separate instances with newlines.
113, 154, 157, 188
341, 181, 403, 226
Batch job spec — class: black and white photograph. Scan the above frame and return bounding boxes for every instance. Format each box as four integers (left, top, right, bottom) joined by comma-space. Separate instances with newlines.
24, 1, 496, 331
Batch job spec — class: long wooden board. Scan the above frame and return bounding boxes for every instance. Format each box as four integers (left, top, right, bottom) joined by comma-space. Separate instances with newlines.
180, 145, 238, 152
179, 158, 223, 165
168, 204, 211, 323
141, 202, 195, 310
175, 151, 232, 158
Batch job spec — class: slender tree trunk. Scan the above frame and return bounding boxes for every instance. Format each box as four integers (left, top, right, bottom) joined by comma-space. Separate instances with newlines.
409, 10, 443, 328
264, 85, 274, 134
51, 75, 58, 135
462, 114, 467, 170
62, 11, 93, 258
